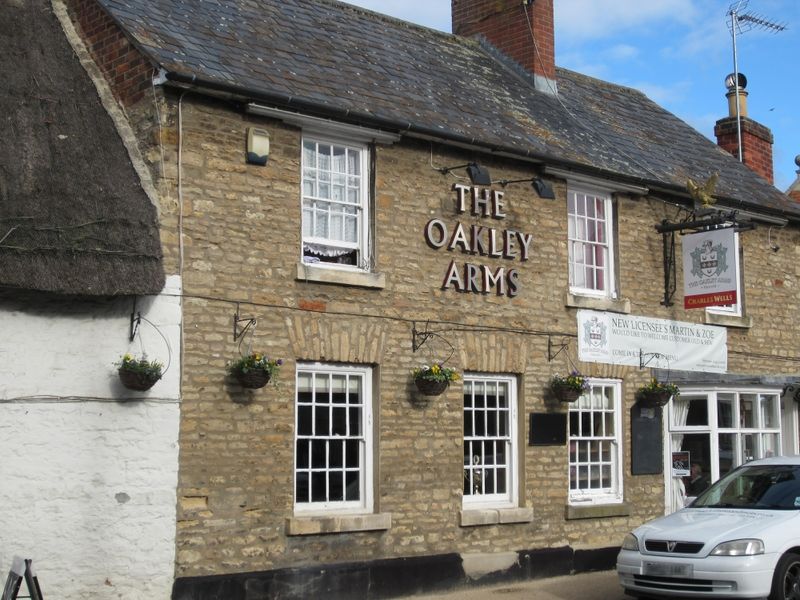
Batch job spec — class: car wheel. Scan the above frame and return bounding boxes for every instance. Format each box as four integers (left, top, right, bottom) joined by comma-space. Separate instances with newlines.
769, 552, 800, 600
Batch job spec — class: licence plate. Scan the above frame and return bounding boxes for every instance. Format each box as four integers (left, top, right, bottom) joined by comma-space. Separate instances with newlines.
643, 561, 694, 578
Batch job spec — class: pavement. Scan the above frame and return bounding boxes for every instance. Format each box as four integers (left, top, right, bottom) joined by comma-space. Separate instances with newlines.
400, 569, 627, 600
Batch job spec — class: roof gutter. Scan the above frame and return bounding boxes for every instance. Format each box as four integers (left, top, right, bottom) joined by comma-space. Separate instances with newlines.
162, 70, 799, 224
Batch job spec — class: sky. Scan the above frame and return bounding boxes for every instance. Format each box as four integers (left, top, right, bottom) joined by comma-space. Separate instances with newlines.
343, 0, 800, 191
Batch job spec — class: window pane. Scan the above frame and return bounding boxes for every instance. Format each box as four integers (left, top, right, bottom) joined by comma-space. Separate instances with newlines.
345, 471, 359, 501
329, 440, 343, 468
740, 395, 756, 428
298, 405, 312, 436
718, 394, 735, 428
742, 433, 757, 463
718, 433, 736, 476
760, 395, 778, 429
329, 472, 344, 501
686, 397, 709, 426
761, 433, 779, 458
297, 439, 310, 469
311, 472, 326, 502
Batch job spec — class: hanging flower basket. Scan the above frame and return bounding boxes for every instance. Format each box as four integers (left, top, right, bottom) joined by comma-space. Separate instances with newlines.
549, 371, 588, 403
117, 354, 163, 391
232, 369, 271, 389
414, 378, 450, 396
637, 390, 672, 407
636, 379, 679, 407
552, 383, 581, 403
412, 364, 459, 397
227, 353, 282, 390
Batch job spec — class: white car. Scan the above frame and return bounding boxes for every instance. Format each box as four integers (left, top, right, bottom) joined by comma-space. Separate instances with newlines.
617, 455, 800, 599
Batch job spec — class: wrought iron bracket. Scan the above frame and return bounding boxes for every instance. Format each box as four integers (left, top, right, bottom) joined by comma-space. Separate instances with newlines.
782, 383, 800, 403
129, 297, 141, 342
547, 336, 570, 362
640, 349, 669, 369
412, 322, 433, 352
660, 227, 676, 307
411, 322, 455, 364
655, 208, 754, 307
233, 304, 257, 342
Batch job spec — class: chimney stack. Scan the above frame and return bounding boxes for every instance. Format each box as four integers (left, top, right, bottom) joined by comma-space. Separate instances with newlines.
714, 73, 775, 184
788, 156, 800, 202
452, 0, 556, 94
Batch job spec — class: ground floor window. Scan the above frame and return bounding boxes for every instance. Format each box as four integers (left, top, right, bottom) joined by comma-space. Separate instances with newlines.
463, 374, 517, 508
568, 379, 623, 505
669, 388, 783, 510
294, 363, 372, 514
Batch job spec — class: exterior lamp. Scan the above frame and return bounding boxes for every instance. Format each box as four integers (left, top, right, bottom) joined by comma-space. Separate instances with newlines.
438, 162, 492, 186
532, 177, 556, 199
495, 176, 556, 199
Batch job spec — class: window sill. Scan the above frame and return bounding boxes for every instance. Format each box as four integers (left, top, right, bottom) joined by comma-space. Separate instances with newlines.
565, 292, 630, 314
565, 502, 630, 520
296, 262, 386, 289
286, 512, 392, 536
459, 507, 533, 527
704, 312, 752, 329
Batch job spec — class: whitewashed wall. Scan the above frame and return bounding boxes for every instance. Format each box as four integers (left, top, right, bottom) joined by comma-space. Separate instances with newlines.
0, 275, 181, 600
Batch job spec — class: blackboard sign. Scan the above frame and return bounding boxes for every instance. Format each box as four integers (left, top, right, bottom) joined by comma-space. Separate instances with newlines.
631, 405, 663, 475
529, 412, 568, 446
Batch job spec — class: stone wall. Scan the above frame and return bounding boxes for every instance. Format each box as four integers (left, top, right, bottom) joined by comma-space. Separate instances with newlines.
161, 95, 800, 579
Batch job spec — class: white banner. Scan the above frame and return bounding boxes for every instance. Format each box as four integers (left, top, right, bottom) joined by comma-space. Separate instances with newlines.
682, 228, 737, 309
577, 310, 727, 373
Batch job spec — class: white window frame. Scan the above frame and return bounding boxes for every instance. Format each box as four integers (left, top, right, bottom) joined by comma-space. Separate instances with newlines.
294, 363, 373, 515
301, 134, 370, 271
462, 374, 518, 509
668, 387, 783, 485
567, 186, 616, 299
706, 231, 743, 317
568, 379, 623, 505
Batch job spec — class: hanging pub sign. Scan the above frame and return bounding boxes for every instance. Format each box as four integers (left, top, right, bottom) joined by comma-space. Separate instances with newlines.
423, 183, 534, 298
577, 310, 727, 373
681, 228, 737, 309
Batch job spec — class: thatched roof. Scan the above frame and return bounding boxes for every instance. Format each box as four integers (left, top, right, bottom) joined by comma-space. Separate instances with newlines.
0, 0, 164, 296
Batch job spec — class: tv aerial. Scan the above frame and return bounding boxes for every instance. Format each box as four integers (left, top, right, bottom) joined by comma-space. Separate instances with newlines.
725, 1, 787, 162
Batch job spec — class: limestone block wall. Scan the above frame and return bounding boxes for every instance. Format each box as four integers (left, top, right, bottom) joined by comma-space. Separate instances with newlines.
161, 95, 800, 578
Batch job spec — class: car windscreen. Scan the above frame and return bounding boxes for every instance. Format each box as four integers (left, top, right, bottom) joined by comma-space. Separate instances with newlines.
691, 464, 800, 510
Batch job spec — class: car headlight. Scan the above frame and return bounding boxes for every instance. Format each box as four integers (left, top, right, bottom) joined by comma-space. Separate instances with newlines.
710, 539, 765, 556
621, 533, 639, 551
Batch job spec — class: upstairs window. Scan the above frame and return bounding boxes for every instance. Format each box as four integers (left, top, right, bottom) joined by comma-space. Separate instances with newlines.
302, 138, 369, 269
568, 188, 616, 298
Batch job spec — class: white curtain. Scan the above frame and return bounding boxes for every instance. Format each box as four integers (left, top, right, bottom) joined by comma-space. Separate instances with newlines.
670, 397, 689, 512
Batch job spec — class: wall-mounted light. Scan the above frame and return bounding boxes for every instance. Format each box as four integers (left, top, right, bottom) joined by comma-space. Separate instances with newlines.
438, 162, 492, 186
532, 177, 555, 199
495, 176, 556, 199
246, 127, 270, 166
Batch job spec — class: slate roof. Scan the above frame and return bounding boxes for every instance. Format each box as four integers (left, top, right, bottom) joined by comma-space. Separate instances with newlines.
97, 0, 799, 219
0, 0, 165, 296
